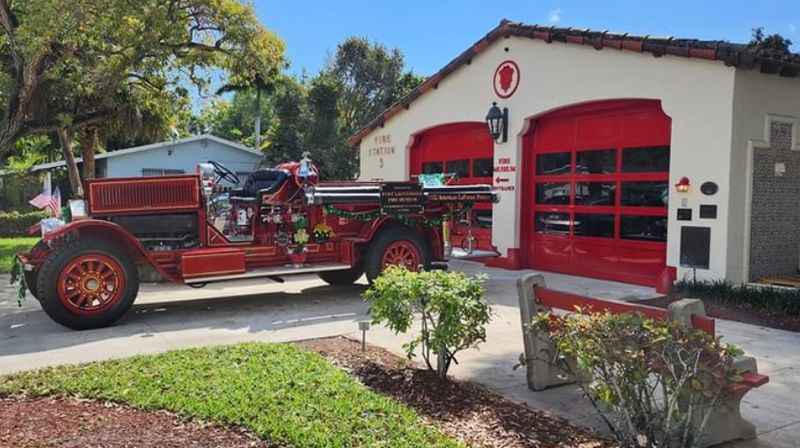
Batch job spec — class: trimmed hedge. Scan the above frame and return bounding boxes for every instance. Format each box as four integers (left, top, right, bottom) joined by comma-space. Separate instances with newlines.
0, 210, 47, 237
676, 280, 800, 316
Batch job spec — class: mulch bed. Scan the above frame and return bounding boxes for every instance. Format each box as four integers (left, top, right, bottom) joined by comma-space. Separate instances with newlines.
0, 396, 269, 448
297, 336, 611, 448
639, 294, 800, 332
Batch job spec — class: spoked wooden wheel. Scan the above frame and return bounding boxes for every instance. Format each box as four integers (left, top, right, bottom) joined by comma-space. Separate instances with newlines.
57, 254, 126, 315
381, 240, 422, 271
365, 227, 430, 283
38, 238, 139, 330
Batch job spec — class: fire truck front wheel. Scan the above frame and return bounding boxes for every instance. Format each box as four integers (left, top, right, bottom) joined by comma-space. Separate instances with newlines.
36, 238, 140, 330
365, 227, 430, 283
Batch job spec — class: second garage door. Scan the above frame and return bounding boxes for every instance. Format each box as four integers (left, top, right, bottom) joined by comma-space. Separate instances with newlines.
521, 100, 671, 286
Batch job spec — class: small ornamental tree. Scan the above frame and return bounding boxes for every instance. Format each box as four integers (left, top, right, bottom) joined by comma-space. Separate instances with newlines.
364, 266, 491, 379
530, 311, 743, 448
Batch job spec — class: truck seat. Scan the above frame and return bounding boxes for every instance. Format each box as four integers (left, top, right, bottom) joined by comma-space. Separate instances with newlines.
231, 169, 289, 199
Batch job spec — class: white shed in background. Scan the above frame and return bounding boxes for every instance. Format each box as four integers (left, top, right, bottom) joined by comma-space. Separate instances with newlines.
31, 135, 263, 182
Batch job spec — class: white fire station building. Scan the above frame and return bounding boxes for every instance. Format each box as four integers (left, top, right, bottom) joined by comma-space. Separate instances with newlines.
350, 20, 800, 289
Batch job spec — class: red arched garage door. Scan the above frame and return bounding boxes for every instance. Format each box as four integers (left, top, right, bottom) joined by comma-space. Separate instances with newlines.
521, 100, 671, 286
410, 123, 494, 252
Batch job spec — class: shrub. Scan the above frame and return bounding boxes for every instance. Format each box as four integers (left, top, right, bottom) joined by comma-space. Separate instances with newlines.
531, 311, 743, 448
363, 266, 491, 379
676, 280, 800, 316
0, 210, 47, 237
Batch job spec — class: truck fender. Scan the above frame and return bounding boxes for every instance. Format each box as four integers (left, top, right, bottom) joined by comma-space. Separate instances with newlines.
364, 218, 439, 260
41, 219, 179, 283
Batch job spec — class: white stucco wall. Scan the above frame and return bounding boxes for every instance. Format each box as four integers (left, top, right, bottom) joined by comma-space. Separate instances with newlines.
105, 138, 262, 179
729, 70, 800, 283
359, 36, 739, 281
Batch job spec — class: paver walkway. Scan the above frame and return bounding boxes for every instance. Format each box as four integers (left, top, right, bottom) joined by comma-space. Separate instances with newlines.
1, 260, 797, 446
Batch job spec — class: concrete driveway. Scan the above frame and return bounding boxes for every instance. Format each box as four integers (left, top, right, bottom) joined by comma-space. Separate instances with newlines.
1, 260, 797, 447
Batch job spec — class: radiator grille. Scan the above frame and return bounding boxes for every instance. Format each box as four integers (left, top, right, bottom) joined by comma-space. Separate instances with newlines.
88, 176, 200, 214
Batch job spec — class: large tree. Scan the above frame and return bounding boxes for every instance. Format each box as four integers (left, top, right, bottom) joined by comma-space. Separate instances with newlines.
749, 27, 793, 53
327, 37, 422, 136
0, 0, 284, 194
191, 36, 423, 180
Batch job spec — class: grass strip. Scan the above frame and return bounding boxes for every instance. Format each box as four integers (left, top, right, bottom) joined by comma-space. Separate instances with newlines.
0, 343, 462, 448
0, 237, 38, 273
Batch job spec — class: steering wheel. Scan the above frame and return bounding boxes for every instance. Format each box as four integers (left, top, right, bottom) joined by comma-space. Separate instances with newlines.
207, 160, 240, 186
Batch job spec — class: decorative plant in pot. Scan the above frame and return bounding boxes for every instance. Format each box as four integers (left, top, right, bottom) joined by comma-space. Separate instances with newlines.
313, 222, 335, 244
287, 227, 309, 267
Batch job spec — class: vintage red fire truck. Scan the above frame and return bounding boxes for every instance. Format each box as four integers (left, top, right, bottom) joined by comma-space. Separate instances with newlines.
16, 158, 496, 330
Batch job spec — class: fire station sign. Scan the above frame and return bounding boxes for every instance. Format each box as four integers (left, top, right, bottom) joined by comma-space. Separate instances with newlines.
493, 60, 520, 99
381, 182, 424, 214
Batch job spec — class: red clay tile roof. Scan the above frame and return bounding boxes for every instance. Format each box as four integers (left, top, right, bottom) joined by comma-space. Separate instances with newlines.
348, 19, 800, 146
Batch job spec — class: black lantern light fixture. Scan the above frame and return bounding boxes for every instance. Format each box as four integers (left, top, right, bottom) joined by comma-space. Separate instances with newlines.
485, 102, 508, 143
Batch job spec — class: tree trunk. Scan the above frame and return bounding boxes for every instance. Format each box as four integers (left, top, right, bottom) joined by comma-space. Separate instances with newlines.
58, 128, 83, 198
254, 87, 262, 151
80, 127, 97, 180
436, 348, 449, 379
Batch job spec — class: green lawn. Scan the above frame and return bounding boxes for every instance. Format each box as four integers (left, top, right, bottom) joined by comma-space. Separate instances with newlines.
0, 237, 38, 273
0, 343, 462, 448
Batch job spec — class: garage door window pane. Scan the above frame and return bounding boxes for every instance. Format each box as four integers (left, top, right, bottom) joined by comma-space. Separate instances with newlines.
574, 214, 614, 238
536, 152, 571, 175
622, 146, 670, 173
621, 216, 667, 242
472, 158, 493, 177
535, 212, 570, 235
422, 161, 443, 174
576, 149, 616, 174
536, 183, 571, 205
621, 181, 668, 207
446, 159, 470, 178
575, 182, 615, 206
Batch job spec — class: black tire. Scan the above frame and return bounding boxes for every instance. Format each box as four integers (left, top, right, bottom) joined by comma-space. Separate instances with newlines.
24, 270, 39, 301
23, 240, 48, 301
318, 267, 364, 286
364, 226, 430, 284
36, 238, 139, 330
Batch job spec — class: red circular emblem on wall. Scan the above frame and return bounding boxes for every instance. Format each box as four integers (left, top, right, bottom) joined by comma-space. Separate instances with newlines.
493, 60, 520, 99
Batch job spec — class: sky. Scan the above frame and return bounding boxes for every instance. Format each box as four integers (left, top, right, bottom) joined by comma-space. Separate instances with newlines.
253, 0, 799, 77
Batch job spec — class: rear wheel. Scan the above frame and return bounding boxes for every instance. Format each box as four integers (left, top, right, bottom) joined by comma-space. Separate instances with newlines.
365, 227, 430, 283
318, 267, 364, 286
37, 238, 139, 330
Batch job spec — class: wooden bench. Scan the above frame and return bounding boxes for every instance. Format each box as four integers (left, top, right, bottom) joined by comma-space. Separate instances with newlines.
517, 274, 769, 447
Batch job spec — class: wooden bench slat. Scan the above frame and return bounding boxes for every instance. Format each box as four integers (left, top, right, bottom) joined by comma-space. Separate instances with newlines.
740, 372, 769, 388
691, 314, 716, 337
533, 286, 717, 337
534, 287, 669, 321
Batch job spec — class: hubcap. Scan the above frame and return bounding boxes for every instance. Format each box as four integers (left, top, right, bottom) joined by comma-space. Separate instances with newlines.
57, 254, 126, 315
381, 241, 421, 271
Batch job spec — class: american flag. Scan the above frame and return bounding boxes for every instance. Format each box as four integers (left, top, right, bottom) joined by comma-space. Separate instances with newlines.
29, 174, 61, 218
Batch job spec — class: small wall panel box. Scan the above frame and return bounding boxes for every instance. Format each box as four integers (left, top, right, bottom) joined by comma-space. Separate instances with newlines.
677, 208, 692, 221
699, 205, 717, 219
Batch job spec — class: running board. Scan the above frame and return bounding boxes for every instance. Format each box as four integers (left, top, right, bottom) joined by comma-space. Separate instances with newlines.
185, 262, 352, 284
